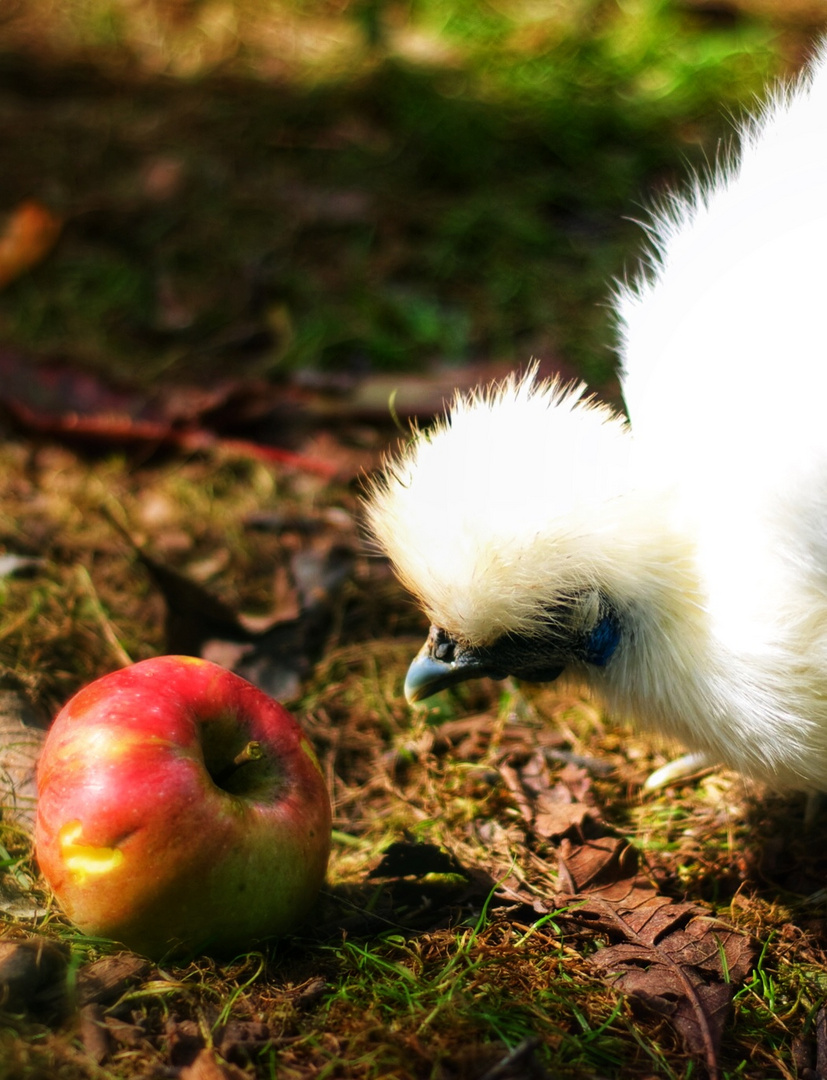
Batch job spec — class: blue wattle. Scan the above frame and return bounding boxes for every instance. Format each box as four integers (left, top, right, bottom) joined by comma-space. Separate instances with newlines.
582, 612, 621, 667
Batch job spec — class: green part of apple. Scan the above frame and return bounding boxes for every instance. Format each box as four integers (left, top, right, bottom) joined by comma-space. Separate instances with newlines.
34, 655, 332, 959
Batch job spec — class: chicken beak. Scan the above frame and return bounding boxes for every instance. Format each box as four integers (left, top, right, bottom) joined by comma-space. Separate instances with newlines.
404, 633, 499, 704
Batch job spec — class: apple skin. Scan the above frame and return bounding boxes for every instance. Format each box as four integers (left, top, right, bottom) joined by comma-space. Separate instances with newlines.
34, 656, 331, 959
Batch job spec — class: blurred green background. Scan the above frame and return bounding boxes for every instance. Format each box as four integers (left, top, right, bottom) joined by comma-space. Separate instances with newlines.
0, 0, 819, 391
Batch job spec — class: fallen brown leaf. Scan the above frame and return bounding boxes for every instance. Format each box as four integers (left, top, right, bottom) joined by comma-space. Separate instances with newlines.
558, 835, 642, 894
587, 900, 755, 1075
0, 936, 68, 1016
75, 953, 151, 1008
500, 749, 602, 841
553, 835, 756, 1078
79, 1003, 111, 1064
215, 1020, 271, 1067
166, 1016, 205, 1068
179, 1047, 250, 1080
0, 690, 48, 832
0, 201, 61, 288
0, 350, 339, 477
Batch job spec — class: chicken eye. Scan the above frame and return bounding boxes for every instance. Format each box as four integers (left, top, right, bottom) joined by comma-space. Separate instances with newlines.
432, 629, 456, 663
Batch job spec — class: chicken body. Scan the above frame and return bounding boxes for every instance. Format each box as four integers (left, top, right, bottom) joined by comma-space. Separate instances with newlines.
366, 43, 827, 791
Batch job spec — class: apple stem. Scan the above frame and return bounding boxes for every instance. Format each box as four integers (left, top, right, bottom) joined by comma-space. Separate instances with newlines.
234, 741, 263, 767
214, 741, 264, 786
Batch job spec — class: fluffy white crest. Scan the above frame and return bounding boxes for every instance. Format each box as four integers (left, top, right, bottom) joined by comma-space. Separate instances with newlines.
366, 372, 633, 646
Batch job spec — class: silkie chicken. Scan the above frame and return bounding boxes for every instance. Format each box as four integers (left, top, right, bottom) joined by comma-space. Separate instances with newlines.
366, 41, 827, 793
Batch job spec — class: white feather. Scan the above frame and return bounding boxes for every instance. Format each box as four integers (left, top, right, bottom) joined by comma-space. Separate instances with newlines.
367, 42, 827, 790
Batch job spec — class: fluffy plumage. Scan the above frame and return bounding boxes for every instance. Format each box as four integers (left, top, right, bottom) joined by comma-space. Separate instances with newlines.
366, 42, 827, 791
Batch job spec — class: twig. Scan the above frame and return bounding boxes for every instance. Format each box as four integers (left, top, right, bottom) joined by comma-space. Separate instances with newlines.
478, 1037, 543, 1080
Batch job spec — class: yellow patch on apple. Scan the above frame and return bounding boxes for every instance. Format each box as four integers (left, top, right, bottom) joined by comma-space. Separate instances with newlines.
58, 821, 125, 881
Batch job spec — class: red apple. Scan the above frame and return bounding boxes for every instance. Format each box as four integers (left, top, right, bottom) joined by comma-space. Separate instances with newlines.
34, 656, 331, 958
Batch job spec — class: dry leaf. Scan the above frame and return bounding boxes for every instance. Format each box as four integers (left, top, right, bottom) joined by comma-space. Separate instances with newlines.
587, 901, 756, 1074
554, 835, 756, 1077
0, 201, 61, 288
75, 953, 151, 1008
0, 690, 47, 832
179, 1047, 249, 1080
0, 937, 68, 1015
0, 350, 339, 477
558, 835, 643, 895
79, 1003, 111, 1064
501, 749, 601, 841
215, 1020, 271, 1067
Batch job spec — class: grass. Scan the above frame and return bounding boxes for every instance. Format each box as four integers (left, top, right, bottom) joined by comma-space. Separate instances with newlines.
1, 1, 827, 1078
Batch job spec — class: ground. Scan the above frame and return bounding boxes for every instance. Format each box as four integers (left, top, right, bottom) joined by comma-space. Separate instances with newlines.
1, 2, 827, 1078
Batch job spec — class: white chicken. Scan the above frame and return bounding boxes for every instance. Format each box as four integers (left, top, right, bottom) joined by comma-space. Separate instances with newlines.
366, 41, 827, 792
